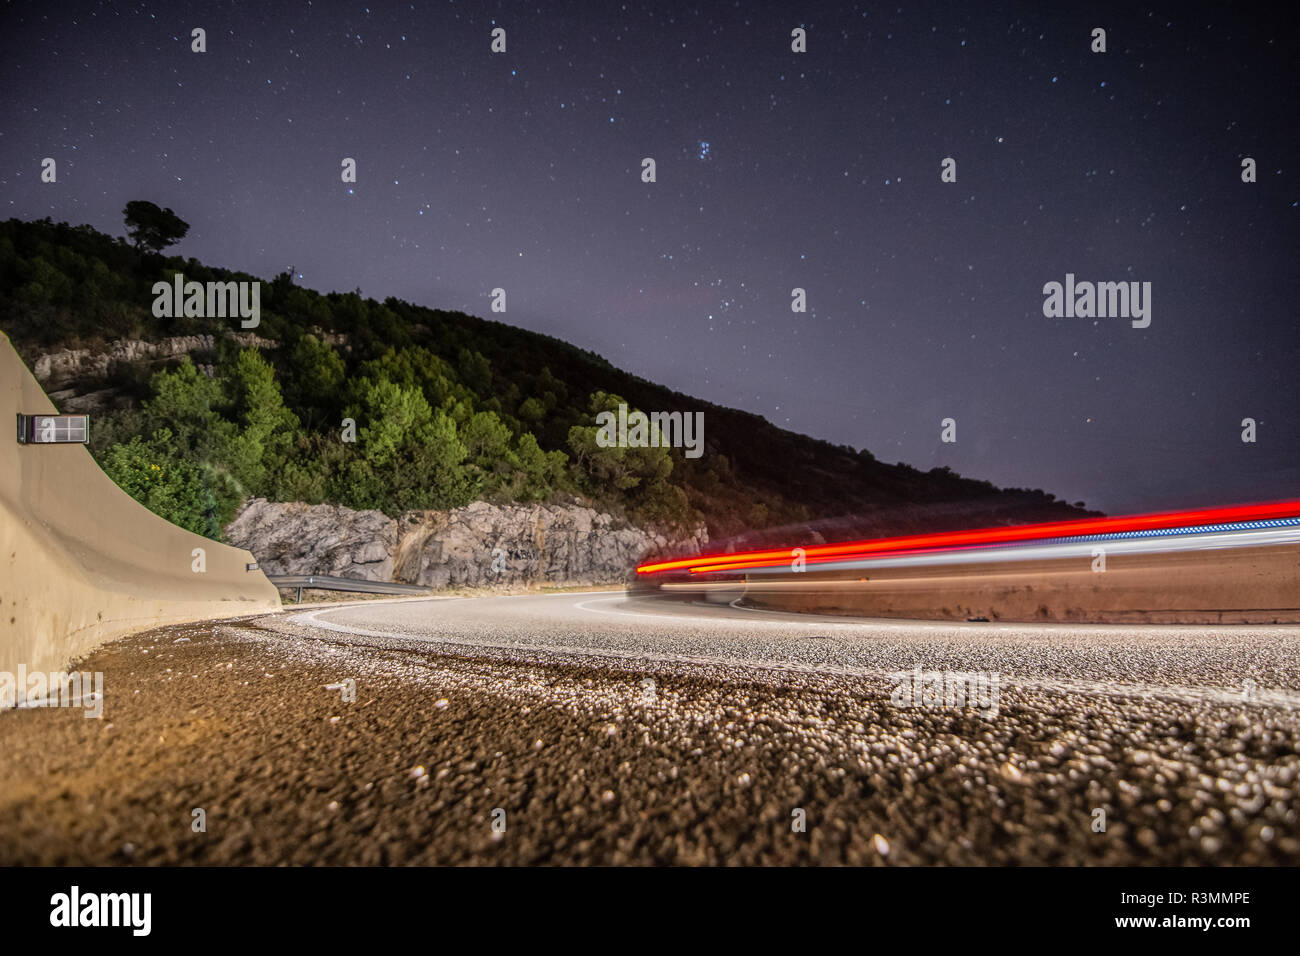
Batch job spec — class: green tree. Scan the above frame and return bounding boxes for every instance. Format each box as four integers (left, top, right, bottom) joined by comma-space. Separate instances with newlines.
461, 409, 512, 464
566, 391, 700, 529
284, 334, 345, 427
567, 391, 673, 493
636, 477, 695, 532
140, 357, 224, 451
224, 348, 300, 481
15, 255, 72, 306
508, 432, 567, 501
122, 201, 190, 254
334, 377, 476, 514
357, 346, 460, 410
101, 429, 211, 535
457, 347, 493, 394
130, 354, 298, 532
517, 396, 546, 425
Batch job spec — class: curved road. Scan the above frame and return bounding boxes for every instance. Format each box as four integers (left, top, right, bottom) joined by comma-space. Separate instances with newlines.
253, 590, 1300, 865
5, 590, 1299, 865
285, 591, 1300, 709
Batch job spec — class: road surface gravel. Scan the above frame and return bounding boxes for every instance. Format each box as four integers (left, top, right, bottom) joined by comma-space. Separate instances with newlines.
1, 592, 1297, 865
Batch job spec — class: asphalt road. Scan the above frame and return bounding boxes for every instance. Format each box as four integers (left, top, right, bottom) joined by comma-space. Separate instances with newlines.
3, 590, 1298, 865
287, 591, 1300, 709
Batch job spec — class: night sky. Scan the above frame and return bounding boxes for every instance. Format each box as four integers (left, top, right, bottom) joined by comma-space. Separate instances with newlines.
2, 1, 1296, 515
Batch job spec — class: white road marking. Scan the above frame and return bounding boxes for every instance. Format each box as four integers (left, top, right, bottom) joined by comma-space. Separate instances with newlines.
286, 597, 1300, 712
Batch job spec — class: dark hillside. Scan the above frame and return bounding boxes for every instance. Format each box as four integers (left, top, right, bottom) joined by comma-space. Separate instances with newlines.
0, 216, 1096, 542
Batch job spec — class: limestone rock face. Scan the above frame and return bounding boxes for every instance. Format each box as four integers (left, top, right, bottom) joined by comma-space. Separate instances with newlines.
31, 331, 328, 390
225, 500, 397, 582
33, 335, 221, 388
31, 331, 317, 411
226, 498, 706, 588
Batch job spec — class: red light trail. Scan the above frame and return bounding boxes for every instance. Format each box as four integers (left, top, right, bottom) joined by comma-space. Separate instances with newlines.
635, 500, 1300, 576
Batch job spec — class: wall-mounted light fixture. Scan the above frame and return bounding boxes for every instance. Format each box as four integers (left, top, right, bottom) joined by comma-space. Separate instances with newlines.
16, 413, 89, 445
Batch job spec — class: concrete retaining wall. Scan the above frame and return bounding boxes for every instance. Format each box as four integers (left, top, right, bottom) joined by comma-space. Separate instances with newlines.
0, 331, 280, 680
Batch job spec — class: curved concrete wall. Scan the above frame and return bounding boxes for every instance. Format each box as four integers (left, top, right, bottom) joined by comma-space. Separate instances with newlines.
0, 331, 280, 678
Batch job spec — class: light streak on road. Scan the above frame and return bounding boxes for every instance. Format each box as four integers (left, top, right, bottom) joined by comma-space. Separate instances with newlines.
636, 500, 1300, 576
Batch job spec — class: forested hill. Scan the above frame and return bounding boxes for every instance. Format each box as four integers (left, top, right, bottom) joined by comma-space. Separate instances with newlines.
0, 215, 1095, 542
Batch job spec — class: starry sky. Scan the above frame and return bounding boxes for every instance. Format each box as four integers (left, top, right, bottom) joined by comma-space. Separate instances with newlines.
2, 0, 1296, 515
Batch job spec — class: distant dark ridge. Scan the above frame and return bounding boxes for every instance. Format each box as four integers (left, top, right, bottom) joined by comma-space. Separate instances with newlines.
0, 215, 1095, 539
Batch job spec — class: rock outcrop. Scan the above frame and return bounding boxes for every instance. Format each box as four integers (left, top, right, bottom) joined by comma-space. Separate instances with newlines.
225, 500, 397, 582
33, 335, 220, 388
225, 498, 706, 588
31, 332, 283, 390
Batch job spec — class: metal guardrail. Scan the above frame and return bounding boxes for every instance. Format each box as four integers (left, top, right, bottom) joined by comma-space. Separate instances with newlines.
266, 574, 434, 603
